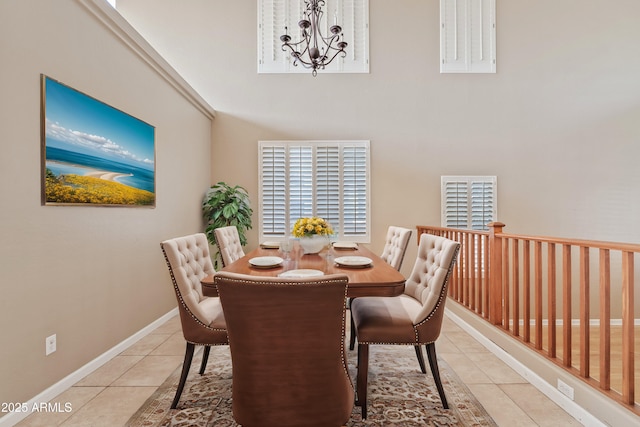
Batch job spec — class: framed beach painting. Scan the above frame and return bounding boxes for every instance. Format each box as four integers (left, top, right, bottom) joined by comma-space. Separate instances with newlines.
40, 75, 155, 207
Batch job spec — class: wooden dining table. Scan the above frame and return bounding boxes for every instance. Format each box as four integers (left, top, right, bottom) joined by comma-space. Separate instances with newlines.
201, 241, 405, 298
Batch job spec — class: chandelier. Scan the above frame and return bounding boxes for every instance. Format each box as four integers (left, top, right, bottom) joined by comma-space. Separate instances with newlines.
280, 0, 348, 76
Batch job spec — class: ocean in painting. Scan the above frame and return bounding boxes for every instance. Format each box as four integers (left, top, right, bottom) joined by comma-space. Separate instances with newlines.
46, 146, 154, 193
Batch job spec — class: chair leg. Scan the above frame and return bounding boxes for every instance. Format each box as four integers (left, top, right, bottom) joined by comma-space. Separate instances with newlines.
171, 342, 195, 409
199, 345, 211, 375
414, 345, 427, 374
349, 310, 357, 351
425, 342, 449, 409
355, 343, 369, 420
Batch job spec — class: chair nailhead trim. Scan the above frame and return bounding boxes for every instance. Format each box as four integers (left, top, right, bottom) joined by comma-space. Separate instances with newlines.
357, 246, 460, 346
161, 244, 225, 334
216, 275, 354, 386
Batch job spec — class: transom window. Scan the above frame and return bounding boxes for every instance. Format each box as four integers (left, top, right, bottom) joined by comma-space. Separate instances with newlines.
258, 0, 370, 74
440, 0, 497, 73
441, 176, 497, 230
259, 140, 370, 242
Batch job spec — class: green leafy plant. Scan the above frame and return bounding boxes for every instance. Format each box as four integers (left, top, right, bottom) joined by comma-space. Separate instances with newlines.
202, 182, 253, 268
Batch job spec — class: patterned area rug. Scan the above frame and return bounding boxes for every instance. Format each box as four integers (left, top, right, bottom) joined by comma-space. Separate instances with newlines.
127, 341, 497, 426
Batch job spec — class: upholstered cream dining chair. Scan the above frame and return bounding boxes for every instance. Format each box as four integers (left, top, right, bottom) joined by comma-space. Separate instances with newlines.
213, 225, 245, 267
379, 225, 413, 271
351, 233, 460, 419
350, 225, 413, 350
160, 233, 228, 409
214, 271, 354, 427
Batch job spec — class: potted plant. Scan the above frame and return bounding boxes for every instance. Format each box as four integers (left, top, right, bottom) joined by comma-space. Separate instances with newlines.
202, 182, 253, 268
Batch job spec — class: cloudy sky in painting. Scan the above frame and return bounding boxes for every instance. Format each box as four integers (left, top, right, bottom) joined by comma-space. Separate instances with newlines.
44, 76, 155, 170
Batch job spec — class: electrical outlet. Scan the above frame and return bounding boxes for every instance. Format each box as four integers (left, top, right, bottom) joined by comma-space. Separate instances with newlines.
46, 334, 57, 356
557, 379, 574, 400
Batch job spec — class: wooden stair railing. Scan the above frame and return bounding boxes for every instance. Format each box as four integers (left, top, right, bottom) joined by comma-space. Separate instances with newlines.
417, 224, 638, 414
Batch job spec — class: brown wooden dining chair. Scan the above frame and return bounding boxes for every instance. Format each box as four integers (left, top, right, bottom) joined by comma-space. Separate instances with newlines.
350, 225, 413, 350
351, 233, 460, 419
214, 271, 354, 427
160, 233, 228, 409
213, 225, 245, 267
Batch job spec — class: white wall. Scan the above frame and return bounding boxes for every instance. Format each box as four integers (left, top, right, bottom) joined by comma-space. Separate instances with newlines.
117, 0, 640, 310
117, 0, 640, 244
0, 0, 214, 407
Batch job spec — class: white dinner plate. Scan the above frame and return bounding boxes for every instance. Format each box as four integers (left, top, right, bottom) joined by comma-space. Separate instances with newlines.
260, 240, 281, 249
332, 241, 358, 250
334, 256, 373, 268
249, 256, 284, 268
278, 269, 325, 278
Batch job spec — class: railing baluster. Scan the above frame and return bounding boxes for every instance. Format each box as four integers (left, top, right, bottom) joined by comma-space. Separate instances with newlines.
563, 244, 572, 367
599, 249, 611, 391
548, 243, 557, 358
535, 241, 543, 349
465, 232, 471, 308
580, 246, 590, 378
503, 238, 510, 329
621, 251, 635, 404
451, 230, 460, 299
456, 231, 463, 301
523, 239, 531, 343
483, 234, 490, 319
489, 222, 505, 325
512, 238, 520, 336
471, 233, 477, 312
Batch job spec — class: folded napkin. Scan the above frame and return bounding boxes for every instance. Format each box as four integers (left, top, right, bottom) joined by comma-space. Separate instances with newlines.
332, 241, 358, 249
278, 269, 324, 278
260, 240, 281, 249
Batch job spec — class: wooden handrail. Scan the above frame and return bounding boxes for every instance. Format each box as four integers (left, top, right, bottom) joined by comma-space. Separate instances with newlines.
417, 224, 639, 413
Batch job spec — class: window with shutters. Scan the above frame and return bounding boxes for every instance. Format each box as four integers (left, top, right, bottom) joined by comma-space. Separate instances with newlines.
441, 176, 496, 230
258, 0, 370, 74
440, 0, 496, 73
259, 141, 370, 241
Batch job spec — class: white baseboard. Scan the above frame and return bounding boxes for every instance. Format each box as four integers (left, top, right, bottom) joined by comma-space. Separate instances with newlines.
0, 308, 178, 427
444, 308, 607, 427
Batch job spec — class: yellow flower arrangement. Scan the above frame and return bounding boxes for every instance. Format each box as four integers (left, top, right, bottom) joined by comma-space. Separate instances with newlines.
292, 217, 334, 238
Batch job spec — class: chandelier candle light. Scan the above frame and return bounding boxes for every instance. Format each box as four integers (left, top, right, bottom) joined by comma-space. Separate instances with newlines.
280, 0, 348, 76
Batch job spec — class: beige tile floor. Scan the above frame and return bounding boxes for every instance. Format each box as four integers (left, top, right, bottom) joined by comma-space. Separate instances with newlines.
15, 314, 582, 427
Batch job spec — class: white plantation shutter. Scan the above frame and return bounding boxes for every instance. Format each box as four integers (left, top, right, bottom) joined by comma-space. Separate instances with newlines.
258, 0, 302, 72
470, 180, 495, 229
258, 0, 369, 74
443, 180, 469, 228
440, 0, 496, 73
288, 145, 314, 221
260, 145, 287, 236
442, 176, 496, 230
259, 141, 370, 241
334, 0, 369, 72
342, 145, 368, 236
316, 145, 341, 231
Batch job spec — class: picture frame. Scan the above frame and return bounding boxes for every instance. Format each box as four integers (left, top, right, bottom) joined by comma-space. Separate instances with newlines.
40, 75, 156, 207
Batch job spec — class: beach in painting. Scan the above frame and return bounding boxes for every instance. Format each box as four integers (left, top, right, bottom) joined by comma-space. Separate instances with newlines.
46, 146, 154, 193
